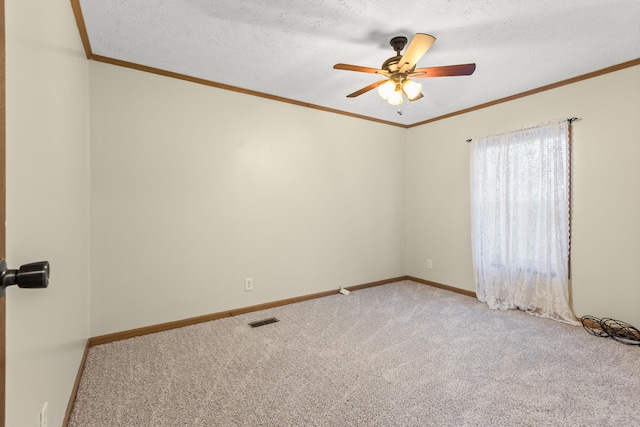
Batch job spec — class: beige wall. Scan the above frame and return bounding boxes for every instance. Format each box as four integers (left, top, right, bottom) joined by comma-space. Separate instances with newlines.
5, 0, 90, 426
407, 65, 640, 327
88, 62, 407, 336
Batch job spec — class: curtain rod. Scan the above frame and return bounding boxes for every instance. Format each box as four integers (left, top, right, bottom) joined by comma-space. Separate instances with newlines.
466, 117, 580, 143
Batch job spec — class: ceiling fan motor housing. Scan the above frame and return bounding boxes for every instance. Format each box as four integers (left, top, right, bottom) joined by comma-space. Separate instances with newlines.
383, 36, 411, 73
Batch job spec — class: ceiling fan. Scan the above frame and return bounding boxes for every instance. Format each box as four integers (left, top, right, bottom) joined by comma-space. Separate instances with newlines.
333, 33, 476, 105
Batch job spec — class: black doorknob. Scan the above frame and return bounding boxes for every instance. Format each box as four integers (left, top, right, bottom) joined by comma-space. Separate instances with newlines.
0, 259, 50, 296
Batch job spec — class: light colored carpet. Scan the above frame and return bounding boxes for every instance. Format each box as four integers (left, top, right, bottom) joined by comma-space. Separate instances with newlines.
69, 281, 640, 426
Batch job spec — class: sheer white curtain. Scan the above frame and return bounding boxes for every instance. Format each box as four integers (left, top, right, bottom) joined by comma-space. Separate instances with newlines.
470, 120, 579, 325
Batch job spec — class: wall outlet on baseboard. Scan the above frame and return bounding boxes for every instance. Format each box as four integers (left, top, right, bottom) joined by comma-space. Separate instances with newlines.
244, 278, 254, 292
427, 259, 433, 269
40, 402, 48, 427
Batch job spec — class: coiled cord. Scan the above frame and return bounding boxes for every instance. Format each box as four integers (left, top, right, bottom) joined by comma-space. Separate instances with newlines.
581, 315, 640, 346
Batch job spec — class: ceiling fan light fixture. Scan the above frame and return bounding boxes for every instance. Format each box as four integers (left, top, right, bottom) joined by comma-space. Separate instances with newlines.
377, 80, 396, 100
335, 33, 475, 107
402, 79, 422, 100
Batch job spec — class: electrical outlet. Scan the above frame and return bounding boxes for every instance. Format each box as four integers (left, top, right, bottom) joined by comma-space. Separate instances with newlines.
427, 259, 433, 269
244, 278, 254, 292
40, 402, 48, 427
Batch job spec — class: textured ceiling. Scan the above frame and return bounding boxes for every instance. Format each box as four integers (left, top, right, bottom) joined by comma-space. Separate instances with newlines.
76, 0, 640, 126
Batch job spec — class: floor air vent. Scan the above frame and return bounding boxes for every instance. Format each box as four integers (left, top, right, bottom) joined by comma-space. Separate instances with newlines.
249, 317, 279, 328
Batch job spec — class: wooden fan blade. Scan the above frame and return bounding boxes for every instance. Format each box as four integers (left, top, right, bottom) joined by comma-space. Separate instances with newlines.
346, 80, 388, 98
398, 33, 436, 73
333, 63, 388, 75
410, 63, 476, 78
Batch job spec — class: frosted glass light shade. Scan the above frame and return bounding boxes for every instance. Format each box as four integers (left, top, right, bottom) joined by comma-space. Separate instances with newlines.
377, 80, 396, 100
402, 79, 422, 100
387, 89, 403, 105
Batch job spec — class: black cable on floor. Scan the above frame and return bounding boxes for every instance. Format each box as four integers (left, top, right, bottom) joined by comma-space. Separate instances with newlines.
581, 315, 640, 346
